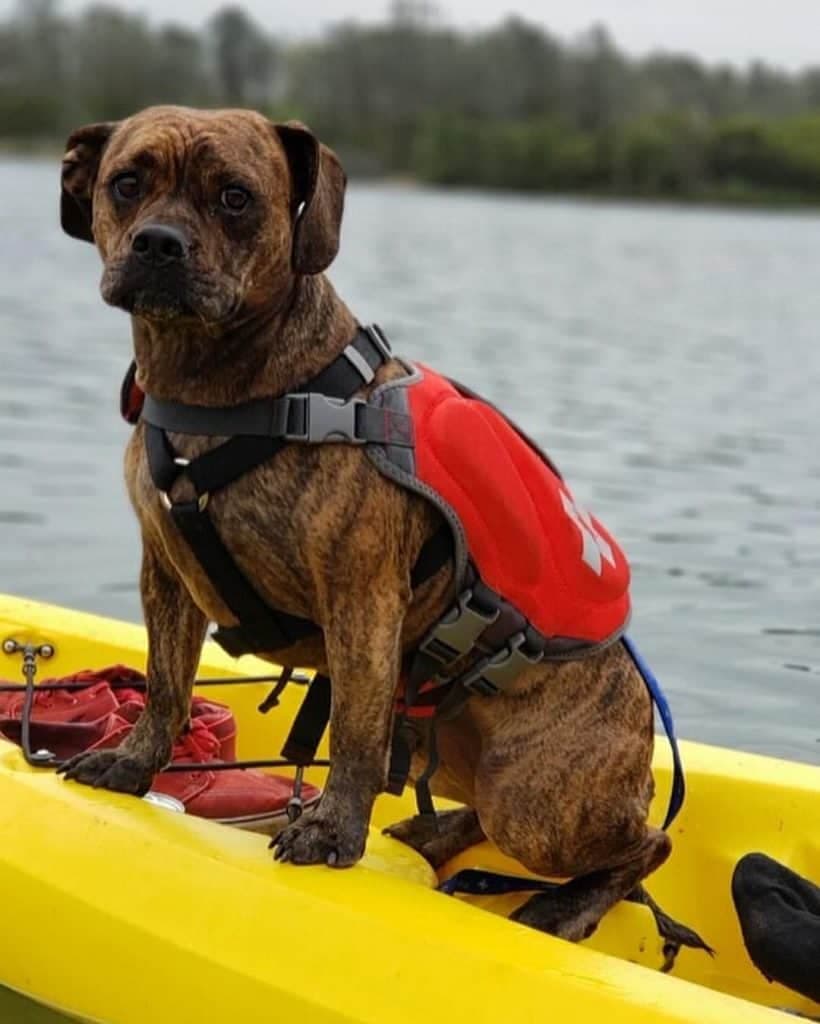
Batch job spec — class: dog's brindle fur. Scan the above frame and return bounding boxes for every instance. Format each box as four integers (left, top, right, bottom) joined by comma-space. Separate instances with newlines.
58, 106, 673, 940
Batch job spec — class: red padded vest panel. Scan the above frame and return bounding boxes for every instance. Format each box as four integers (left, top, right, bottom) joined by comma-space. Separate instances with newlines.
406, 364, 630, 646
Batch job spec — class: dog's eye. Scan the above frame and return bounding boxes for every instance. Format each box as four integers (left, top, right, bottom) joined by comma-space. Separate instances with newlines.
111, 173, 140, 201
220, 186, 251, 213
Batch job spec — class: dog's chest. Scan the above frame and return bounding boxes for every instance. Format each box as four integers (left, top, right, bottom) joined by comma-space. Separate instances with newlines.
128, 427, 327, 626
126, 425, 415, 636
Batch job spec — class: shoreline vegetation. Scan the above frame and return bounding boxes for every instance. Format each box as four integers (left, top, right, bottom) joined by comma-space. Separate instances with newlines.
6, 2, 820, 209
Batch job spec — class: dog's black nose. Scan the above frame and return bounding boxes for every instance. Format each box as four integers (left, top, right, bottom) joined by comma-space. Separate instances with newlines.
131, 224, 189, 267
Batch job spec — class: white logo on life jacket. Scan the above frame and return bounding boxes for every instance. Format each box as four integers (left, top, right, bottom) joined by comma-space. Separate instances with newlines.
560, 490, 615, 575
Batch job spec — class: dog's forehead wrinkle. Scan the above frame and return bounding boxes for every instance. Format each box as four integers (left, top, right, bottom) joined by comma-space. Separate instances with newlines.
103, 121, 195, 179
186, 136, 264, 190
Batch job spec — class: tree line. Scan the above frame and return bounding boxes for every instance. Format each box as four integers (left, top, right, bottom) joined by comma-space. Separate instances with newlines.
4, 0, 820, 203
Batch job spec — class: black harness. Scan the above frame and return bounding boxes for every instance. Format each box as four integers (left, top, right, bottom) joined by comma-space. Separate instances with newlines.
136, 324, 453, 808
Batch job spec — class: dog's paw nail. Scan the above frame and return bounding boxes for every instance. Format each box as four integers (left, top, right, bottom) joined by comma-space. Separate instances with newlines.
326, 850, 338, 866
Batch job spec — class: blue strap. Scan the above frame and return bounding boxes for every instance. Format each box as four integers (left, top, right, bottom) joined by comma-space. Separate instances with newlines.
621, 635, 686, 830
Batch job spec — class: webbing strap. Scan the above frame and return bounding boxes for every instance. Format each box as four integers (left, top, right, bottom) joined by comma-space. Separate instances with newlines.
142, 324, 452, 662
622, 635, 686, 830
140, 327, 394, 439
142, 326, 394, 659
144, 425, 179, 493
409, 525, 452, 590
167, 498, 317, 652
309, 325, 391, 396
280, 673, 332, 764
387, 717, 414, 796
185, 435, 287, 497
142, 394, 293, 438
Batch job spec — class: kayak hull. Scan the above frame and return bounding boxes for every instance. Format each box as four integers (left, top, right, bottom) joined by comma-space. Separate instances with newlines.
1, 594, 818, 1023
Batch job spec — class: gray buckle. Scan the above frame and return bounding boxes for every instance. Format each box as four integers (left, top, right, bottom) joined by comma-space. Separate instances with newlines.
462, 632, 544, 697
419, 590, 499, 667
286, 393, 366, 445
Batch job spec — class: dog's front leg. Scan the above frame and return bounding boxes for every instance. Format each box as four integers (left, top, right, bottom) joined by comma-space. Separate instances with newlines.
271, 583, 407, 868
60, 541, 207, 794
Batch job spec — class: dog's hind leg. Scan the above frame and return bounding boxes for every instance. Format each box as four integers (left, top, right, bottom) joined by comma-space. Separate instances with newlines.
383, 808, 485, 868
627, 884, 714, 970
511, 826, 672, 943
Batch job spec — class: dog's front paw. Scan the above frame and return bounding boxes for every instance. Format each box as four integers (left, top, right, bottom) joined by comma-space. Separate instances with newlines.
270, 809, 367, 867
58, 748, 155, 795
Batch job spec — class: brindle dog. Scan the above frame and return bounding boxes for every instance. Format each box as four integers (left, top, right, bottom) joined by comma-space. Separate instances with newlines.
57, 106, 703, 948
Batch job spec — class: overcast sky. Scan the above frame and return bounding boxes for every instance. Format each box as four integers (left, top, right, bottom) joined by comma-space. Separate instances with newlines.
2, 1, 819, 70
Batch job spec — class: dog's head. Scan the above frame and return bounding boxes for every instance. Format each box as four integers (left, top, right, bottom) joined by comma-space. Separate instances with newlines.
60, 106, 346, 323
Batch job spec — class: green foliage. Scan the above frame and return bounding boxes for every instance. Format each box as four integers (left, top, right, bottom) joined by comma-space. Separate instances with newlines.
707, 115, 820, 195
207, 6, 276, 106
614, 112, 709, 196
411, 115, 599, 191
3, 0, 820, 204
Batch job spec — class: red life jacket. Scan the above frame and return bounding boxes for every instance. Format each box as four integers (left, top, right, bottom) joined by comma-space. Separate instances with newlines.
368, 363, 631, 662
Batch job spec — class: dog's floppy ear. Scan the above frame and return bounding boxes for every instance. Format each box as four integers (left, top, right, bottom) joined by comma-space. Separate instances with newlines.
60, 121, 118, 243
275, 120, 346, 275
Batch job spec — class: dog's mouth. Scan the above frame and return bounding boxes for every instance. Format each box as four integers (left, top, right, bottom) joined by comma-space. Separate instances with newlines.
101, 259, 239, 324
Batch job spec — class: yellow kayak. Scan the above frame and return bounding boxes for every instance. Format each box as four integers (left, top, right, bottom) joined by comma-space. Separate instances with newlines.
0, 593, 818, 1024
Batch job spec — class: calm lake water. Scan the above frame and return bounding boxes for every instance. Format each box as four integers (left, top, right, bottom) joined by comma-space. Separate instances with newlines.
1, 158, 819, 1020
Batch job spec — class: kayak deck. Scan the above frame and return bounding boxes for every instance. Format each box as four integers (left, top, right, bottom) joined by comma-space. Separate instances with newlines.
0, 594, 818, 1023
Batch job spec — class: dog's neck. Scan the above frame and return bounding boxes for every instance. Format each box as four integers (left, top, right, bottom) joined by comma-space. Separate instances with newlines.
131, 275, 358, 405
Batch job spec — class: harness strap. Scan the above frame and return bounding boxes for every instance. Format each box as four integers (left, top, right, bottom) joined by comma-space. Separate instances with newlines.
168, 497, 318, 655
280, 673, 332, 764
395, 634, 685, 826
387, 716, 415, 796
143, 326, 393, 659
123, 325, 392, 428
142, 393, 295, 438
309, 324, 392, 395
142, 323, 452, 667
142, 391, 413, 450
185, 435, 288, 497
410, 525, 453, 590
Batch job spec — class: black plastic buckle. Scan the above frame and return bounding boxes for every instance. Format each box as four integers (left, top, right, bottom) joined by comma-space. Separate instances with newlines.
286, 393, 367, 445
461, 632, 544, 697
418, 589, 499, 668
